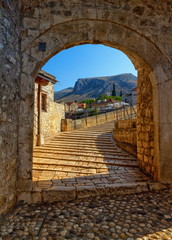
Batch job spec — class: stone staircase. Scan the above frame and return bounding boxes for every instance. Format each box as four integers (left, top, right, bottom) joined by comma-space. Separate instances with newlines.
33, 121, 141, 180
30, 121, 167, 204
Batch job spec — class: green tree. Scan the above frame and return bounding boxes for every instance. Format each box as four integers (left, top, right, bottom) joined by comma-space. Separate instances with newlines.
96, 95, 122, 101
97, 94, 106, 100
112, 84, 116, 96
82, 99, 95, 105
119, 90, 123, 97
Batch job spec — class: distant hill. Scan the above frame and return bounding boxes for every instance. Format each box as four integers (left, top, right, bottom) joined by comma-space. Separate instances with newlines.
54, 87, 73, 100
55, 73, 137, 102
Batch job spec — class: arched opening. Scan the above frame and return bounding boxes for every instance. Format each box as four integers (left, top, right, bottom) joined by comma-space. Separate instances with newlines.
17, 18, 172, 204
32, 44, 141, 184
1, 0, 172, 219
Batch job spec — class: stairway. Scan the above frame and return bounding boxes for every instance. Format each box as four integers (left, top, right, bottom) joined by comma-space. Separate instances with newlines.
29, 121, 162, 204
33, 121, 150, 184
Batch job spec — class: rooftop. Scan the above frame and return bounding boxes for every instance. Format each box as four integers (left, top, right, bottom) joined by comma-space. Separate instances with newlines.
38, 70, 58, 84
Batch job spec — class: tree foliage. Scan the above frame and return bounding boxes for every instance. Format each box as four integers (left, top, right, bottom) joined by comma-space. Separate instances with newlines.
82, 99, 95, 104
96, 95, 122, 101
112, 84, 116, 96
81, 94, 122, 106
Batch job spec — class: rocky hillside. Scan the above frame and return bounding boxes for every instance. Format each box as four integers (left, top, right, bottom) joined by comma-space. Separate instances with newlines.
55, 73, 137, 102
54, 87, 73, 100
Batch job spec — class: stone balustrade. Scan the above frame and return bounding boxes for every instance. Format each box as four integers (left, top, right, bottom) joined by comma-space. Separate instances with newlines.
61, 108, 135, 131
61, 111, 116, 131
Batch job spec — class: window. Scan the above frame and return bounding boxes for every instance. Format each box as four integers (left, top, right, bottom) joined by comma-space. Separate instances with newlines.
42, 93, 47, 111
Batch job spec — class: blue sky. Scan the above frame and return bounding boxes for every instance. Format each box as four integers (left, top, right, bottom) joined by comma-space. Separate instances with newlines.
42, 44, 137, 92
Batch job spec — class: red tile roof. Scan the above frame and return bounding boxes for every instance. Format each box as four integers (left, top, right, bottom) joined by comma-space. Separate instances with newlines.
66, 102, 74, 106
131, 87, 137, 92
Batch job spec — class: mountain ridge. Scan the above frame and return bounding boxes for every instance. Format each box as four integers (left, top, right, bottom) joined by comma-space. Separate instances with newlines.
55, 73, 137, 102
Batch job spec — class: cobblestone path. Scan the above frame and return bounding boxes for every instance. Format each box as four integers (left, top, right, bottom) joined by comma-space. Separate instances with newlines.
33, 121, 150, 189
0, 190, 172, 239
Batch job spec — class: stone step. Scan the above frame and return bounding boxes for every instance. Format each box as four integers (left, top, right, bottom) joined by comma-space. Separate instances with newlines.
38, 145, 129, 155
72, 130, 112, 133
33, 163, 137, 174
51, 137, 112, 143
60, 132, 111, 136
33, 165, 104, 175
33, 155, 137, 167
41, 142, 120, 150
28, 182, 166, 205
33, 149, 135, 160
29, 121, 157, 206
33, 149, 135, 161
53, 136, 111, 141
48, 140, 115, 147
32, 121, 140, 183
33, 168, 99, 175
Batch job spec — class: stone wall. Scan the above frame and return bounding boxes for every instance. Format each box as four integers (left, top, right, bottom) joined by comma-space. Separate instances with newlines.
19, 0, 172, 184
61, 111, 116, 131
0, 1, 21, 214
0, 0, 172, 216
41, 102, 65, 138
114, 119, 137, 156
61, 107, 135, 131
114, 71, 155, 178
34, 82, 65, 145
137, 69, 155, 178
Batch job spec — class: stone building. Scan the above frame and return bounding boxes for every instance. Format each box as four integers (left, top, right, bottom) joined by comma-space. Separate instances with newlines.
64, 102, 78, 112
34, 70, 65, 146
1, 0, 172, 215
123, 87, 137, 105
91, 99, 119, 109
131, 87, 137, 105
123, 93, 132, 104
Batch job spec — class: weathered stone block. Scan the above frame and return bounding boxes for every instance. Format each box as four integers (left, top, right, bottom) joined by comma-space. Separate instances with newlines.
114, 119, 137, 156
148, 182, 168, 191
76, 185, 103, 199
61, 119, 74, 131
144, 155, 149, 163
42, 187, 76, 202
74, 119, 87, 129
104, 182, 148, 195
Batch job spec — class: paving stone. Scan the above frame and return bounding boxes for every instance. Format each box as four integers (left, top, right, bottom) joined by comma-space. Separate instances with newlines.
1, 190, 172, 239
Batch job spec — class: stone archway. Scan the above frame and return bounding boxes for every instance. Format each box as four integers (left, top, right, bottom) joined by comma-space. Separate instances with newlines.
18, 18, 172, 191
1, 0, 172, 214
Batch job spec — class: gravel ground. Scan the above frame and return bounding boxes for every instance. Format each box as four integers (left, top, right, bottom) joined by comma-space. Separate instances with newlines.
0, 189, 172, 240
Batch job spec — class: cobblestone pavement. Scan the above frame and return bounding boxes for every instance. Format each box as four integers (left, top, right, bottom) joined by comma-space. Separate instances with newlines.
0, 190, 172, 239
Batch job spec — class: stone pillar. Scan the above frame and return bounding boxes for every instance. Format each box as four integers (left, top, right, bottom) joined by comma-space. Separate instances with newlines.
37, 84, 44, 146
137, 68, 155, 178
17, 72, 35, 185
153, 66, 172, 183
0, 1, 21, 214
